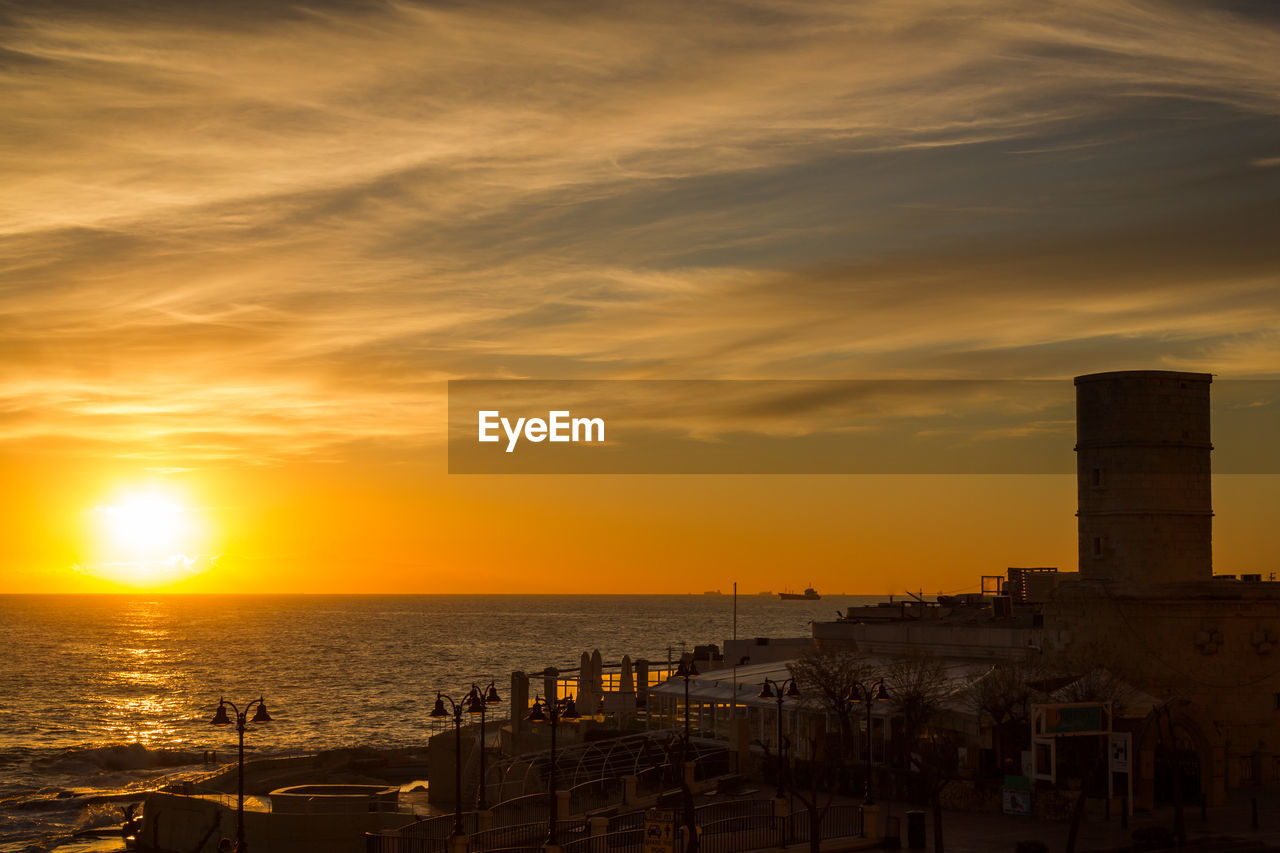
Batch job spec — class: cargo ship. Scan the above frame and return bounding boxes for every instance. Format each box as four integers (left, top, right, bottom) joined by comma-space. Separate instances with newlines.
779, 587, 820, 600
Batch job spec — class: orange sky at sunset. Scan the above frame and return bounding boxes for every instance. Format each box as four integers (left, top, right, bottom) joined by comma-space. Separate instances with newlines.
2, 1, 1279, 593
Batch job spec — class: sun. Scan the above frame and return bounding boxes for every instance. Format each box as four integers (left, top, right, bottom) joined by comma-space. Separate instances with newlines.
103, 495, 188, 552
87, 488, 210, 587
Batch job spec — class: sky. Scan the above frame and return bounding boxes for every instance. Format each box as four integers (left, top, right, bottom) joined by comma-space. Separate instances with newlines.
1, 0, 1279, 593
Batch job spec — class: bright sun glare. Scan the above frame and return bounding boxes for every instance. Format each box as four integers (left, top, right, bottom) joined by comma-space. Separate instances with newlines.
89, 489, 208, 587
104, 495, 187, 551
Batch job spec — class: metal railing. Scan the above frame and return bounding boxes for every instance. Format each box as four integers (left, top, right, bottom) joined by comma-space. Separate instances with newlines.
605, 810, 645, 833
634, 765, 669, 798
364, 834, 449, 853
488, 792, 547, 829
368, 798, 866, 853
699, 814, 781, 853
561, 828, 645, 853
467, 819, 585, 852
788, 804, 863, 843
691, 749, 731, 781
691, 798, 773, 826
387, 812, 484, 840
567, 775, 623, 815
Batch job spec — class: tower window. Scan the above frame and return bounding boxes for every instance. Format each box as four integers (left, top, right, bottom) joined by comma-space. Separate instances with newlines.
1092, 537, 1104, 558
1091, 467, 1105, 488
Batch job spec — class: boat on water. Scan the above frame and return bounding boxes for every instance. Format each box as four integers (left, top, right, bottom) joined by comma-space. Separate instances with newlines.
779, 587, 821, 600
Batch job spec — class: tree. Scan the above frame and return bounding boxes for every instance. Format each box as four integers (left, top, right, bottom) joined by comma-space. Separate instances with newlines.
789, 646, 880, 771
785, 647, 882, 853
884, 654, 952, 853
966, 659, 1047, 778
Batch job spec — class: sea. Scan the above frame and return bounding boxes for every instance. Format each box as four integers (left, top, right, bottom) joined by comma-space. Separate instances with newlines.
0, 593, 882, 852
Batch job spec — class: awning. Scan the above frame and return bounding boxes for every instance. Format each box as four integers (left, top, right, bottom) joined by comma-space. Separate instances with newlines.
649, 657, 991, 713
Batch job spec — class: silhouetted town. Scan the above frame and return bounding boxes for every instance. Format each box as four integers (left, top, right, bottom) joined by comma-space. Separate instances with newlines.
134, 371, 1280, 853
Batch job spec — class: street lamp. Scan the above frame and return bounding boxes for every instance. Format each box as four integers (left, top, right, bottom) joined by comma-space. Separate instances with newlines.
527, 693, 580, 847
758, 677, 801, 799
464, 681, 502, 810
210, 696, 272, 850
673, 660, 699, 742
430, 692, 473, 839
845, 679, 889, 804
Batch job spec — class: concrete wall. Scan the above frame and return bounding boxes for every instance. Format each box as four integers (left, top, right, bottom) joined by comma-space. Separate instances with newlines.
722, 636, 815, 666
1046, 582, 1280, 802
140, 792, 413, 853
813, 620, 1041, 662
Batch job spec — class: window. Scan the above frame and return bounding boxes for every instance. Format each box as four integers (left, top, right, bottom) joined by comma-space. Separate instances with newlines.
1091, 467, 1105, 488
1092, 537, 1104, 558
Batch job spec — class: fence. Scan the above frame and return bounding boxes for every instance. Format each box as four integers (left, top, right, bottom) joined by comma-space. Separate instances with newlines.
699, 814, 781, 853
634, 765, 669, 799
487, 729, 728, 801
561, 828, 645, 853
467, 819, 586, 852
604, 810, 645, 833
364, 834, 450, 853
487, 793, 548, 829
789, 804, 863, 843
699, 798, 774, 825
366, 811, 484, 853
369, 737, 869, 853
370, 798, 865, 853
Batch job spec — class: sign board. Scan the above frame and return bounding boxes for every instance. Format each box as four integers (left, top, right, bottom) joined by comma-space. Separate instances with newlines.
1002, 787, 1032, 816
1032, 702, 1112, 737
1003, 774, 1030, 790
1109, 731, 1131, 772
1109, 731, 1133, 815
644, 808, 677, 853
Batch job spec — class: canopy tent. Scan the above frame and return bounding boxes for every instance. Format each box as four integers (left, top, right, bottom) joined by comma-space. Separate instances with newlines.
649, 657, 992, 713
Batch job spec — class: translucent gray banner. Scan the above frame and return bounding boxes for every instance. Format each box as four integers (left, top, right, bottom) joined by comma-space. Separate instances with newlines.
447, 379, 1280, 474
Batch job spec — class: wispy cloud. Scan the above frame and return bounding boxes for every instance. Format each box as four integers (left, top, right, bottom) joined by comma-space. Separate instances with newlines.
2, 0, 1279, 461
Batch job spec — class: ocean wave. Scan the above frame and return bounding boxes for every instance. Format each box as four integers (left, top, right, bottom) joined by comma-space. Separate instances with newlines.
32, 743, 203, 774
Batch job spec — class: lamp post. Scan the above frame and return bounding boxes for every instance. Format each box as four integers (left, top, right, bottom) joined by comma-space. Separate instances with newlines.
527, 693, 580, 847
758, 677, 801, 799
211, 696, 272, 851
430, 692, 473, 839
846, 679, 889, 804
464, 681, 502, 810
673, 660, 699, 742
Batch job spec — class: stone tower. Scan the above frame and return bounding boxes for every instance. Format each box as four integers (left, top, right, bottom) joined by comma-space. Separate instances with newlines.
1075, 370, 1213, 586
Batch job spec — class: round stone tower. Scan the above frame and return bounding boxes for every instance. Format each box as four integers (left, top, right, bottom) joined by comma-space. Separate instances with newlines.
1075, 370, 1213, 586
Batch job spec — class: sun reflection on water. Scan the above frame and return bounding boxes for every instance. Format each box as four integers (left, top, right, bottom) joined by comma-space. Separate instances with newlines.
97, 600, 194, 747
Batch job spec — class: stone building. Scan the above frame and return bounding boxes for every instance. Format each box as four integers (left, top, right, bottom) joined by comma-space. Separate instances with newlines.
814, 370, 1280, 809
1044, 370, 1280, 808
